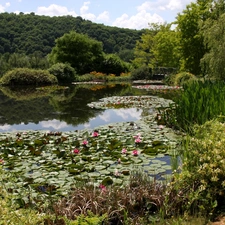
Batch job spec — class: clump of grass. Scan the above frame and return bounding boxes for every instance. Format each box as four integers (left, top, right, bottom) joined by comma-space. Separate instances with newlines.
50, 171, 167, 224
161, 79, 225, 132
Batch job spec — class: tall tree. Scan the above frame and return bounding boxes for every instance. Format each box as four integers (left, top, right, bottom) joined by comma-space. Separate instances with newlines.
152, 23, 180, 68
48, 31, 104, 75
132, 25, 160, 68
176, 2, 207, 75
200, 0, 225, 79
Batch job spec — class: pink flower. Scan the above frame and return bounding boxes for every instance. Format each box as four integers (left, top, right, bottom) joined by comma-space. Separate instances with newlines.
82, 140, 88, 145
73, 148, 80, 154
118, 158, 121, 164
99, 184, 107, 192
92, 131, 99, 137
135, 138, 141, 143
132, 150, 139, 156
121, 148, 127, 154
0, 159, 4, 164
133, 133, 141, 139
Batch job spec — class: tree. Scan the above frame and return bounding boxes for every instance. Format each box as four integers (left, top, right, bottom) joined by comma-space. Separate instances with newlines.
176, 1, 209, 75
100, 54, 130, 76
132, 27, 158, 68
152, 23, 181, 68
48, 31, 104, 75
132, 23, 180, 70
201, 13, 225, 79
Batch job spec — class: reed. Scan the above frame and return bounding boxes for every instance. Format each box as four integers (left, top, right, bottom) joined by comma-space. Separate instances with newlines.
173, 79, 225, 131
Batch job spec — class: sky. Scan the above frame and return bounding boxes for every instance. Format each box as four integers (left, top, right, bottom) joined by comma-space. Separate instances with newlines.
0, 0, 195, 30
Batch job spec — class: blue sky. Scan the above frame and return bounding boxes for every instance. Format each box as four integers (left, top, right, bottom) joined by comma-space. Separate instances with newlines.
0, 0, 195, 29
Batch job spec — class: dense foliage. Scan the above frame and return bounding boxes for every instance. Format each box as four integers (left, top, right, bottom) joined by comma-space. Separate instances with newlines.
49, 31, 104, 75
0, 68, 58, 85
0, 12, 143, 56
48, 63, 77, 83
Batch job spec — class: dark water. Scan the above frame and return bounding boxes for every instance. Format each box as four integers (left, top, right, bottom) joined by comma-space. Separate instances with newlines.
0, 83, 150, 132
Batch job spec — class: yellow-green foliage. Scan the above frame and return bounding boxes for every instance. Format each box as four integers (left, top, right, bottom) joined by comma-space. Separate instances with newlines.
0, 68, 58, 86
177, 119, 225, 215
69, 212, 107, 225
0, 191, 47, 225
174, 72, 196, 86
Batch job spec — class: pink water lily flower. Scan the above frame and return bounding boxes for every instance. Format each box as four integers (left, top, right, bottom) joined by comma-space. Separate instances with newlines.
73, 148, 80, 154
135, 138, 141, 143
121, 148, 127, 154
82, 140, 88, 145
92, 131, 99, 137
132, 150, 139, 156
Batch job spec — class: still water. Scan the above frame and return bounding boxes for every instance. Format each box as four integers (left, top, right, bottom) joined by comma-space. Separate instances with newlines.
0, 83, 150, 132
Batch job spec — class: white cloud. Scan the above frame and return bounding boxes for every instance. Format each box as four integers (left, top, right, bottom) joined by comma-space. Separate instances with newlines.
80, 1, 90, 14
97, 11, 110, 22
99, 111, 111, 122
37, 4, 77, 17
137, 0, 190, 12
83, 123, 91, 128
40, 119, 69, 130
0, 2, 10, 13
0, 124, 11, 131
112, 10, 164, 29
114, 108, 142, 120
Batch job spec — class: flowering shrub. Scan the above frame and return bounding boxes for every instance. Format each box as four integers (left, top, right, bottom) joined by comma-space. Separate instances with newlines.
176, 119, 225, 215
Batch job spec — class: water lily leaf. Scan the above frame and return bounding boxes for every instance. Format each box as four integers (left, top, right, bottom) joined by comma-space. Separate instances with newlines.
102, 176, 113, 186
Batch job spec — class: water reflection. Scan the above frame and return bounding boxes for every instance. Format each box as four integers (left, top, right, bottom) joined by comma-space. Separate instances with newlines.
0, 108, 143, 132
0, 83, 148, 132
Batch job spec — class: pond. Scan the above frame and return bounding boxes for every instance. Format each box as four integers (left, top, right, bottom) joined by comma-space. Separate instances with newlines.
0, 83, 150, 132
0, 82, 182, 203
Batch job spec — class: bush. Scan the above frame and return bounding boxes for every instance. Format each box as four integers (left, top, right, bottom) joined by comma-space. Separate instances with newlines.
175, 119, 225, 217
130, 65, 152, 80
48, 63, 77, 83
100, 54, 130, 76
0, 68, 58, 86
174, 72, 196, 86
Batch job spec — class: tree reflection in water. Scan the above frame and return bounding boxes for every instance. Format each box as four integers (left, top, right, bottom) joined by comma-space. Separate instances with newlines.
0, 83, 148, 132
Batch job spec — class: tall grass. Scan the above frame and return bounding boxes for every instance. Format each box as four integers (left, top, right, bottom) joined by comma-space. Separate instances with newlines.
166, 79, 225, 132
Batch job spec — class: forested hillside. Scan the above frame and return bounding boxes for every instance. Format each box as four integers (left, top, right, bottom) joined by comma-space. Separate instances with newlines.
0, 12, 143, 56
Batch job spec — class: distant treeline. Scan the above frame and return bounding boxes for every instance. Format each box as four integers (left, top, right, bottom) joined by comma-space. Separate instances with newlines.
0, 12, 143, 56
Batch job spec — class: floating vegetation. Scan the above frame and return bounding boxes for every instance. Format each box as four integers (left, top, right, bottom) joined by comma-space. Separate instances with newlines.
87, 95, 174, 110
0, 113, 181, 202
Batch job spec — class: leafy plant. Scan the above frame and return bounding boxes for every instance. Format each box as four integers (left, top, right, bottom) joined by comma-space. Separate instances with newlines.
174, 119, 225, 218
48, 63, 77, 83
164, 79, 225, 131
174, 72, 196, 86
130, 65, 153, 80
0, 68, 58, 86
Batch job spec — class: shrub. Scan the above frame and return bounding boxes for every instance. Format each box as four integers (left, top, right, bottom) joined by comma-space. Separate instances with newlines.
100, 54, 130, 76
130, 65, 152, 80
175, 119, 225, 217
48, 63, 77, 83
0, 68, 58, 86
174, 72, 196, 86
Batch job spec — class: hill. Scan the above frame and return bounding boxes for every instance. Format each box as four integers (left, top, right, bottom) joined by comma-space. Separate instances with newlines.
0, 12, 143, 56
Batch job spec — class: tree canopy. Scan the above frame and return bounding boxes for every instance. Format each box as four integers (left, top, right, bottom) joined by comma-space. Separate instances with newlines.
0, 12, 143, 56
49, 31, 104, 75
